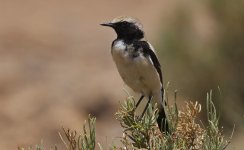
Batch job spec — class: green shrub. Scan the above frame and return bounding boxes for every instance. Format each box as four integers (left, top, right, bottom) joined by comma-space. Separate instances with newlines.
19, 90, 234, 150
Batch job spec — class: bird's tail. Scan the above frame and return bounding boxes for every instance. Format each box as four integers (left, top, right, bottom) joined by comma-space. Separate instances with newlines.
156, 88, 169, 133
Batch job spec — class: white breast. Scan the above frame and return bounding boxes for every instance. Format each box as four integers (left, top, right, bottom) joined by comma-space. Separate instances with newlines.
111, 40, 162, 97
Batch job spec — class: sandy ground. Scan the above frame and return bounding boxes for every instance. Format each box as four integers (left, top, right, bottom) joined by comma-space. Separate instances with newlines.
0, 0, 243, 149
0, 0, 170, 149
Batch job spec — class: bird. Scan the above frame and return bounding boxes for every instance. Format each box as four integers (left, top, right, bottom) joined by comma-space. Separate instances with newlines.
101, 16, 168, 132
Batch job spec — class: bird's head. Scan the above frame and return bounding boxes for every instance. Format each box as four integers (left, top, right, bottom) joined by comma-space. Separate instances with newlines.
101, 16, 144, 41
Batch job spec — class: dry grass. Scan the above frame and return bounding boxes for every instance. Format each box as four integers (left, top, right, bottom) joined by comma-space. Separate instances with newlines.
174, 101, 204, 149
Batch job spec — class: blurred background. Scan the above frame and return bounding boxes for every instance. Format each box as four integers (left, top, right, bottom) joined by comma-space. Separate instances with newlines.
0, 0, 243, 149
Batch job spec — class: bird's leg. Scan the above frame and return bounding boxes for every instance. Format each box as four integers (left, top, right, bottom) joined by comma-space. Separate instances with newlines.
140, 95, 152, 118
136, 95, 144, 108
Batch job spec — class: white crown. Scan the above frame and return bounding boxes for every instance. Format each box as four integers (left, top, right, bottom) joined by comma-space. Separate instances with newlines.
110, 16, 143, 31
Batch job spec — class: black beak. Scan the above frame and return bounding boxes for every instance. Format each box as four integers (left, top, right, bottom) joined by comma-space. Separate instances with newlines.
100, 22, 114, 27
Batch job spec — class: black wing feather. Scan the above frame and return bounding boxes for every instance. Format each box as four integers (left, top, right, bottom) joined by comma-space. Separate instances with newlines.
134, 41, 163, 84
133, 40, 168, 133
135, 41, 168, 132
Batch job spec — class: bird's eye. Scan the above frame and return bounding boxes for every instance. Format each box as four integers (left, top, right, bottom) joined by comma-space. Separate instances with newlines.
120, 21, 129, 27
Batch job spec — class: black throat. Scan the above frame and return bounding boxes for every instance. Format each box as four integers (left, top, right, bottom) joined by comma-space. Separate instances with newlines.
117, 31, 144, 42
114, 26, 144, 43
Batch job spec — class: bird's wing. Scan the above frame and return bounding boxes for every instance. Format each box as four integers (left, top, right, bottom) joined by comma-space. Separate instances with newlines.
135, 41, 163, 84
